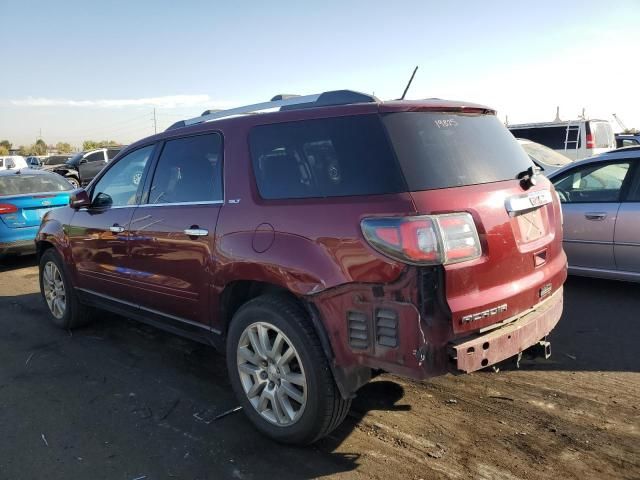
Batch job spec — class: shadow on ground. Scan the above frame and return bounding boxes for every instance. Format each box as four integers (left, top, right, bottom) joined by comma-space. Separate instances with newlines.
0, 254, 37, 273
0, 290, 411, 479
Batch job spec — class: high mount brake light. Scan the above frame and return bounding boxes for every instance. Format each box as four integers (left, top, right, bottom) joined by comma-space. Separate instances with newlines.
0, 203, 18, 215
361, 213, 482, 265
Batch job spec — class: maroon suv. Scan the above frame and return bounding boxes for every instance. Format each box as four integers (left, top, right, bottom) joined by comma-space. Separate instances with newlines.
36, 90, 567, 444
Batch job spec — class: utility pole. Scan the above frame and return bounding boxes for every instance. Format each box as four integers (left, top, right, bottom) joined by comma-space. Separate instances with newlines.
152, 108, 157, 134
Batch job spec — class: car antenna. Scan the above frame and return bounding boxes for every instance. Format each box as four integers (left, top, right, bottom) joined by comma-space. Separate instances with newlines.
400, 65, 419, 100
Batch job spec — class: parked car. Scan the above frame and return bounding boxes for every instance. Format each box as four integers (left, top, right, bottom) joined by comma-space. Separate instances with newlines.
40, 155, 72, 169
51, 147, 124, 188
25, 156, 44, 168
615, 133, 640, 148
36, 90, 567, 444
0, 156, 28, 171
517, 139, 573, 175
0, 169, 73, 256
508, 119, 616, 160
548, 145, 640, 282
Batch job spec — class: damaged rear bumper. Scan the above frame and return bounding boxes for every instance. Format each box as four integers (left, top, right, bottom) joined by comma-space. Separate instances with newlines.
450, 287, 563, 373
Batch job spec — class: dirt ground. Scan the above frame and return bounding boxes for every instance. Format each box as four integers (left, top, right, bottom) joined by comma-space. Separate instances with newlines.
0, 255, 638, 480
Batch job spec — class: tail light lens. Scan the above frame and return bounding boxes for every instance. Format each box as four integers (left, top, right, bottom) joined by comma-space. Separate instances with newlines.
361, 212, 481, 265
586, 133, 595, 149
0, 203, 18, 215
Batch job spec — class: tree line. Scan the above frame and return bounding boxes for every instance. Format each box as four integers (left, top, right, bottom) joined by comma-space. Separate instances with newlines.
0, 139, 121, 156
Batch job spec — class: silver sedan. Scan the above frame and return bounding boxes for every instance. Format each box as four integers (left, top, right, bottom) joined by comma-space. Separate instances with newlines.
549, 146, 640, 282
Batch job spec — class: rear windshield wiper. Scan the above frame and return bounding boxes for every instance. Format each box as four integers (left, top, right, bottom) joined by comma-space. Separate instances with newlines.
517, 165, 541, 189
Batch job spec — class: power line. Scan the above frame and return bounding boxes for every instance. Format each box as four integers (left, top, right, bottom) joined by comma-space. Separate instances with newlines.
68, 111, 154, 138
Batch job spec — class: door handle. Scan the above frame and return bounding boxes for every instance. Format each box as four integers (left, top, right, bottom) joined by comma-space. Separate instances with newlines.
184, 228, 208, 237
585, 212, 607, 221
109, 224, 125, 233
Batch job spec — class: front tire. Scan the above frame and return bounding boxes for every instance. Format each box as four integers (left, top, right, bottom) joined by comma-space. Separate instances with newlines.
39, 249, 91, 329
66, 176, 80, 189
226, 295, 351, 444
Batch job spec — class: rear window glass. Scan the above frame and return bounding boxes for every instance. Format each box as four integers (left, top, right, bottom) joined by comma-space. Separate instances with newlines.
384, 112, 534, 191
509, 125, 581, 150
249, 115, 406, 199
590, 122, 613, 148
0, 174, 72, 196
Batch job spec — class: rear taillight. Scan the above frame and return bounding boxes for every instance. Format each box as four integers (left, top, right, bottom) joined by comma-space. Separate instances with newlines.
0, 203, 18, 215
586, 133, 595, 149
361, 212, 482, 265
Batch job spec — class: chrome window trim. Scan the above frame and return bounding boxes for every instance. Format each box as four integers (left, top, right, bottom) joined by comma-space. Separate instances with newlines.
79, 204, 137, 211
141, 200, 224, 207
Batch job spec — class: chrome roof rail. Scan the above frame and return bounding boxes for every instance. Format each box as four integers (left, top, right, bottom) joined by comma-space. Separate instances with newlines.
166, 90, 378, 131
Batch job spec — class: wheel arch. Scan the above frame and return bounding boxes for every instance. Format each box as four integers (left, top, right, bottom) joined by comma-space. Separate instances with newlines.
219, 279, 369, 399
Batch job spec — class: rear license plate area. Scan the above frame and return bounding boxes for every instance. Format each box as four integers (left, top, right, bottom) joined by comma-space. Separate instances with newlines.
516, 208, 545, 243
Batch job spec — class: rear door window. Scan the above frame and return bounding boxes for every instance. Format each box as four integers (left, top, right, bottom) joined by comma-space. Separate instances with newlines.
384, 112, 534, 190
249, 115, 406, 199
147, 133, 223, 204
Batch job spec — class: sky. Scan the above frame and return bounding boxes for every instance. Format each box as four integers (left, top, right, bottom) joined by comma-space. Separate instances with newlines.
1, 0, 639, 148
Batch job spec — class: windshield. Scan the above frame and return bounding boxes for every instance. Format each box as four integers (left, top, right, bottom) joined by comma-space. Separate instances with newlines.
0, 173, 73, 196
383, 112, 534, 190
520, 141, 572, 167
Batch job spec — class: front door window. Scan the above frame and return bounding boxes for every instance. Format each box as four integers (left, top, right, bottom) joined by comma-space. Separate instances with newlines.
91, 145, 154, 207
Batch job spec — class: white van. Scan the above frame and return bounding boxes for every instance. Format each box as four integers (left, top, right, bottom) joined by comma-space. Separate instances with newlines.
508, 119, 616, 160
0, 156, 29, 170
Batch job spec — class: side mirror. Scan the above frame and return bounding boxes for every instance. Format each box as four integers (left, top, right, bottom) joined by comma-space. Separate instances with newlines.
79, 158, 88, 164
69, 189, 91, 209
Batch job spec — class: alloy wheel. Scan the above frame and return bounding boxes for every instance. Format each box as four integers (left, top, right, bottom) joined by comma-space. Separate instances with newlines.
237, 322, 308, 427
42, 261, 66, 319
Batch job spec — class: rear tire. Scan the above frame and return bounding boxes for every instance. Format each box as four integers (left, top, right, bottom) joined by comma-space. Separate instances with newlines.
226, 294, 351, 444
39, 249, 92, 329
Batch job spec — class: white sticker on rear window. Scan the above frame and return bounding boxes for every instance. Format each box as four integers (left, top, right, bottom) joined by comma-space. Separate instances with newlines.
434, 119, 458, 129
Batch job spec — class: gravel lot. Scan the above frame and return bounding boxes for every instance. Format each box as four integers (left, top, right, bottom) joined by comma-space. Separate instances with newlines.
0, 255, 638, 480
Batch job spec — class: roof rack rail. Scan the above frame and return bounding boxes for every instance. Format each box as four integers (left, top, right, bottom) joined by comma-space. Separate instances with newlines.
166, 90, 378, 131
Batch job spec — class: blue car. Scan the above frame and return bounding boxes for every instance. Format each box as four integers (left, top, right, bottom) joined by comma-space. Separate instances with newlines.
0, 169, 73, 256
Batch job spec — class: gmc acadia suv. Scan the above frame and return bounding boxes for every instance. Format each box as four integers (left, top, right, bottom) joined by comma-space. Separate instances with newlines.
36, 90, 567, 444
